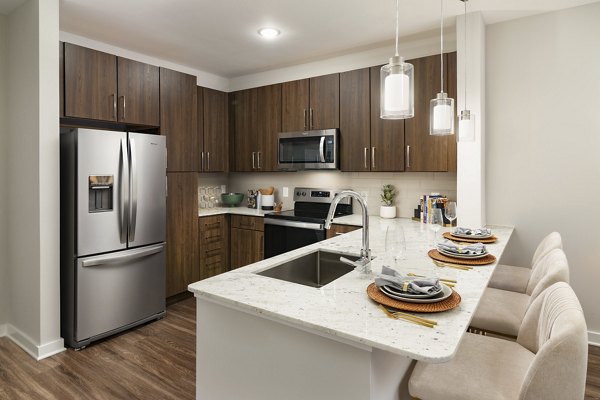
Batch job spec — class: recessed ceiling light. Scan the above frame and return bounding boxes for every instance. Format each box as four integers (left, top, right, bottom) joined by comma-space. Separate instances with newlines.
258, 27, 280, 39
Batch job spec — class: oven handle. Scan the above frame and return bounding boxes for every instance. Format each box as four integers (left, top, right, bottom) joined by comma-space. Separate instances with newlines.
264, 218, 324, 230
319, 136, 326, 163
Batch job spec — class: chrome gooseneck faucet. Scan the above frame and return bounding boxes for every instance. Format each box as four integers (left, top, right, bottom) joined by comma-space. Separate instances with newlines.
324, 190, 372, 274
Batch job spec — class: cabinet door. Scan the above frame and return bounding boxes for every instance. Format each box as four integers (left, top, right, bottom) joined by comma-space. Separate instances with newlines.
446, 52, 457, 172
203, 88, 229, 172
197, 87, 205, 171
117, 57, 159, 126
309, 73, 340, 130
370, 66, 405, 171
59, 42, 64, 117
64, 43, 117, 121
230, 228, 263, 270
231, 88, 258, 172
166, 172, 198, 297
257, 84, 281, 172
404, 54, 448, 172
281, 79, 309, 132
340, 68, 371, 172
160, 67, 198, 172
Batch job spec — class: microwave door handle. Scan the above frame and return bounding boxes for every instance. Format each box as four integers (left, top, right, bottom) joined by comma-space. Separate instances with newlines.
319, 136, 326, 163
128, 135, 138, 242
119, 138, 129, 244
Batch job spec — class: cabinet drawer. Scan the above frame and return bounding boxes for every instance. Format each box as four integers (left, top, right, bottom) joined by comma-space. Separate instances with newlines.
231, 215, 264, 231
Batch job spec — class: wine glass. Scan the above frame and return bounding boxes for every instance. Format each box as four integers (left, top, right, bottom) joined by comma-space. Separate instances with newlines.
445, 202, 457, 227
385, 226, 406, 267
429, 208, 444, 245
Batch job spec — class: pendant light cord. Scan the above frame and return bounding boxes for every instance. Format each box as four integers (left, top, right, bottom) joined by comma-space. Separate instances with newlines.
440, 0, 444, 93
463, 0, 467, 109
395, 0, 399, 57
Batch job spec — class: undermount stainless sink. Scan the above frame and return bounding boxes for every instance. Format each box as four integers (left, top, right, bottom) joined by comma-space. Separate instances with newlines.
257, 250, 361, 288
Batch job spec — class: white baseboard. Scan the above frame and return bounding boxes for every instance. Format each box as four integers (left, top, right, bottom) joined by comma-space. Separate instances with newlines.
0, 323, 6, 337
589, 330, 600, 347
6, 324, 65, 360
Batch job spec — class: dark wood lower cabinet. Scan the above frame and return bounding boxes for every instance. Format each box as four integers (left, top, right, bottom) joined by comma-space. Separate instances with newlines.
199, 215, 229, 279
166, 172, 198, 297
230, 215, 264, 269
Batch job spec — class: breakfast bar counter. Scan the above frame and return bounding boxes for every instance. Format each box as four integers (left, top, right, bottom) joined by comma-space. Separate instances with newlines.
188, 218, 513, 400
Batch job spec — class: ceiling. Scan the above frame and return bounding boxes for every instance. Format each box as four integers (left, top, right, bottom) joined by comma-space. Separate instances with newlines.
56, 0, 599, 78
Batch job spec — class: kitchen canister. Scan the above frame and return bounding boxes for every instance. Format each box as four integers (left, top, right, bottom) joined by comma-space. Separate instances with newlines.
261, 194, 274, 210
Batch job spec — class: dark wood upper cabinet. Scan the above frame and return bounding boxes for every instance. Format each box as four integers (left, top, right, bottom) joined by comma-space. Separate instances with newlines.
340, 68, 371, 171
160, 67, 198, 172
64, 43, 117, 121
282, 74, 339, 132
370, 65, 405, 171
231, 88, 258, 172
201, 87, 229, 172
404, 53, 449, 172
281, 79, 309, 132
59, 42, 64, 117
257, 84, 281, 172
117, 57, 159, 126
446, 51, 457, 172
309, 73, 340, 130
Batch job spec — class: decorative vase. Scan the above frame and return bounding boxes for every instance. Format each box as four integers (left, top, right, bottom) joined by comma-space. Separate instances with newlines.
379, 205, 396, 219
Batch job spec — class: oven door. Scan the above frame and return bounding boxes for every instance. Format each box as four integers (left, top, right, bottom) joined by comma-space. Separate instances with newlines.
264, 219, 325, 258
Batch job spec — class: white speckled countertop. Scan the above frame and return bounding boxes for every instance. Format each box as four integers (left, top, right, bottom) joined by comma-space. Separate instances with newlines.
198, 206, 271, 217
188, 218, 513, 363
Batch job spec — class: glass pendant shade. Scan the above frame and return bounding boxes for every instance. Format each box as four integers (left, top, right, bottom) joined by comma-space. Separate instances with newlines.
458, 109, 475, 142
380, 56, 414, 119
430, 92, 454, 135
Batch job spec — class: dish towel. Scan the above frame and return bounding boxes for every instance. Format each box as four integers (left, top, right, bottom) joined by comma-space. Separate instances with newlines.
438, 239, 486, 255
375, 266, 441, 295
454, 227, 492, 236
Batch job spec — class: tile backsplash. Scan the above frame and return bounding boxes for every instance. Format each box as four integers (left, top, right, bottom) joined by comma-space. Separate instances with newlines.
221, 171, 456, 217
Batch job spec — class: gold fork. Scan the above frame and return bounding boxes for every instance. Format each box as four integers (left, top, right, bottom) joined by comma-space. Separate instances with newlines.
433, 260, 473, 271
378, 305, 437, 328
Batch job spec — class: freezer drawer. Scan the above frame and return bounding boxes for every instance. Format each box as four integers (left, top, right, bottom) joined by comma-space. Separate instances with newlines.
76, 244, 165, 342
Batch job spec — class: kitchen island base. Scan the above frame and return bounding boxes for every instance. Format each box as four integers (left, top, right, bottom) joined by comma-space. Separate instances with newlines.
196, 298, 414, 400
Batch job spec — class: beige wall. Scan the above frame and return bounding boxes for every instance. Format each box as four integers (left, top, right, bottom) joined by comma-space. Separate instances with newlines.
0, 13, 8, 329
486, 2, 600, 337
227, 172, 456, 217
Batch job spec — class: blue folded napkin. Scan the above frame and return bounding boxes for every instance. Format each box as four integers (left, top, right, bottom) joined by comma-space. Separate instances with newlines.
374, 266, 441, 295
438, 239, 486, 255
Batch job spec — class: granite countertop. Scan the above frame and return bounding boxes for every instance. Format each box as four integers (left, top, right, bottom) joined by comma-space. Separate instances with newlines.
188, 218, 513, 363
198, 206, 271, 217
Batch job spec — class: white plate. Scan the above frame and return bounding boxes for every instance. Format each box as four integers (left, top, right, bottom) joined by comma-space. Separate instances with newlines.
438, 248, 489, 259
451, 231, 492, 239
380, 284, 453, 304
381, 283, 443, 299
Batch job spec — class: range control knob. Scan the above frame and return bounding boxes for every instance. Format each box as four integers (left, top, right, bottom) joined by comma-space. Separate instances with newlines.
302, 191, 306, 196
296, 191, 301, 196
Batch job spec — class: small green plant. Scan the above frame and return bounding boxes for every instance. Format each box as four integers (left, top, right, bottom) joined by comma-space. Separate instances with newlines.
380, 184, 396, 206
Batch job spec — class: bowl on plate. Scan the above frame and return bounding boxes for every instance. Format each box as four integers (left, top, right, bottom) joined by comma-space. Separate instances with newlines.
221, 192, 244, 207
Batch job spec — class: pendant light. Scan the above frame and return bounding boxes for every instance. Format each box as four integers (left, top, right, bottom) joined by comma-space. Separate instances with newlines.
380, 0, 414, 119
430, 0, 455, 135
458, 0, 475, 142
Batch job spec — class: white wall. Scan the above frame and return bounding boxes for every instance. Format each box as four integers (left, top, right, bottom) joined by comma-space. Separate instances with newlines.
5, 0, 63, 358
0, 13, 8, 333
227, 172, 456, 218
486, 2, 600, 339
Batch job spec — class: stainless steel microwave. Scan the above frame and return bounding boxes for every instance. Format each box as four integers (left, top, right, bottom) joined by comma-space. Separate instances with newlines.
277, 129, 338, 170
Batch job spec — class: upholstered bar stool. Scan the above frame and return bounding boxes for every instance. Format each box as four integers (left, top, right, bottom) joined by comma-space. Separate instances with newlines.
409, 282, 588, 400
470, 248, 569, 338
488, 231, 562, 293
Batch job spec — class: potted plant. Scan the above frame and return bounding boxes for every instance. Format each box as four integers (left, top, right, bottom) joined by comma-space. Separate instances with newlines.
379, 184, 397, 219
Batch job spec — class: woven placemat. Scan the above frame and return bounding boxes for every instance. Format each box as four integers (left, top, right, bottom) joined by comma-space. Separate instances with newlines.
367, 283, 461, 313
443, 232, 497, 244
428, 249, 497, 266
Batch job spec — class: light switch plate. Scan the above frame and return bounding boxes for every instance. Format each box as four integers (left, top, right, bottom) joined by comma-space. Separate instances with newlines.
221, 185, 227, 193
282, 187, 289, 197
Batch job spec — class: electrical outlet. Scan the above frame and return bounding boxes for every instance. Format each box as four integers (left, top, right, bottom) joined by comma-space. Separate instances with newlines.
282, 187, 289, 197
221, 185, 227, 193
359, 191, 368, 200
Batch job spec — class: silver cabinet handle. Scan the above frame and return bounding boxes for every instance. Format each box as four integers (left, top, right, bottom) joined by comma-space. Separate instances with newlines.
201, 151, 205, 171
372, 147, 376, 169
303, 109, 307, 129
257, 151, 261, 169
82, 244, 164, 267
310, 108, 314, 129
252, 152, 256, 169
111, 93, 117, 119
364, 147, 368, 169
406, 145, 411, 168
207, 151, 210, 171
128, 135, 138, 242
119, 138, 129, 244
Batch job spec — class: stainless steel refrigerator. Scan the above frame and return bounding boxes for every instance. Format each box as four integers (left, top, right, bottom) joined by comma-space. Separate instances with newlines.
60, 128, 167, 349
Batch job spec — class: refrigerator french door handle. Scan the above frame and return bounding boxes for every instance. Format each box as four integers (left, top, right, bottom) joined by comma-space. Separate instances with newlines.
81, 244, 165, 267
319, 136, 326, 163
119, 138, 129, 244
129, 135, 138, 242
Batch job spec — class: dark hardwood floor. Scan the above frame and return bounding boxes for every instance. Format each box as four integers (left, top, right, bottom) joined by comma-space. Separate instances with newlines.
0, 298, 196, 400
1, 297, 599, 399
